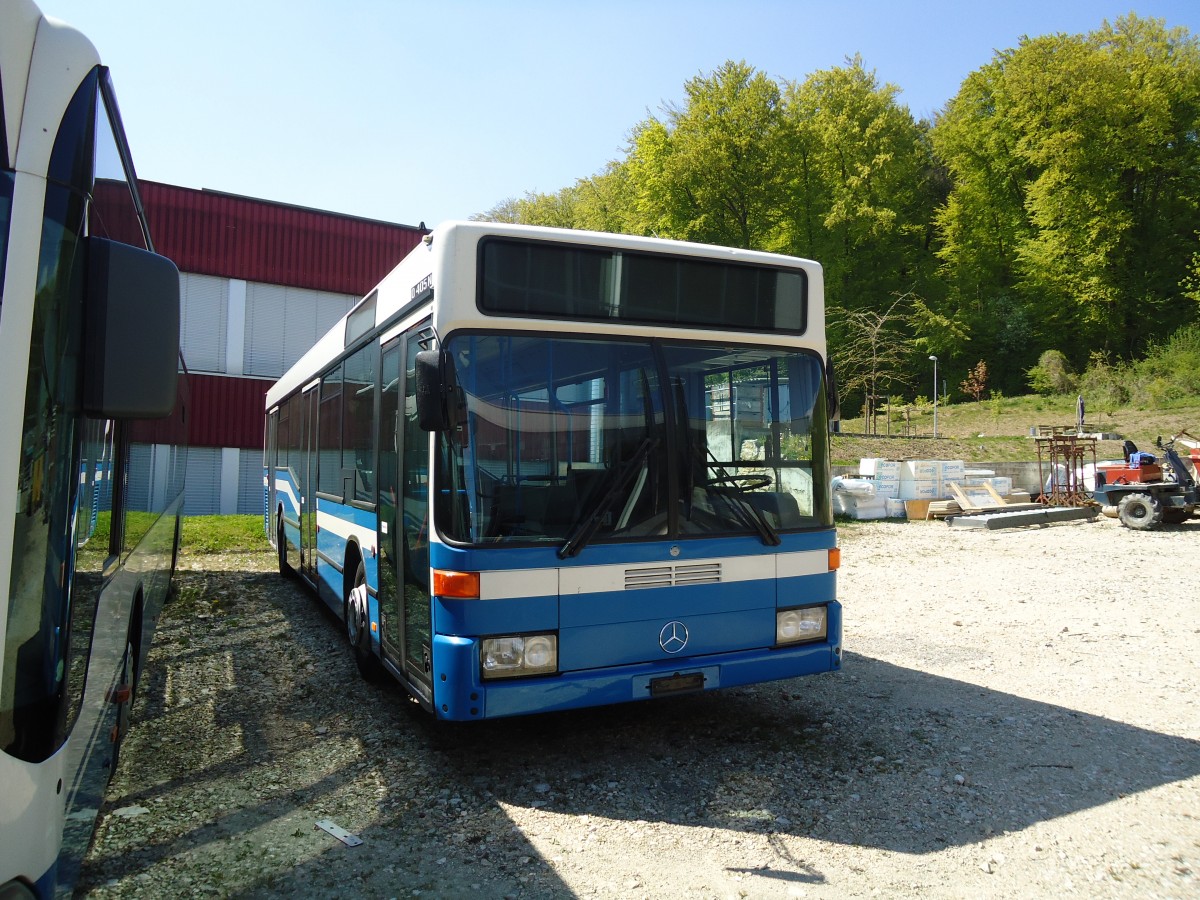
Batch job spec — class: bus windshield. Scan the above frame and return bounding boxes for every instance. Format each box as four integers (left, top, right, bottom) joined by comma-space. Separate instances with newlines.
438, 333, 831, 548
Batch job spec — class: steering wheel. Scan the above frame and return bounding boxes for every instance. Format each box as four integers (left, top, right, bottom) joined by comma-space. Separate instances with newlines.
703, 472, 773, 491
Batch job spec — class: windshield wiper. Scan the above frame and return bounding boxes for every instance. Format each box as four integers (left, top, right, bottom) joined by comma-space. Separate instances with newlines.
704, 448, 781, 547
558, 437, 659, 560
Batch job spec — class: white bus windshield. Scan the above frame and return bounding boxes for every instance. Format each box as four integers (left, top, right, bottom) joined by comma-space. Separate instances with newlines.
437, 333, 831, 549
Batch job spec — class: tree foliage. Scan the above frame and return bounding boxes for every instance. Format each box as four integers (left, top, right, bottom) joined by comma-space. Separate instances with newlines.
780, 56, 944, 310
476, 15, 1200, 408
626, 61, 790, 249
1027, 350, 1077, 395
933, 15, 1200, 370
959, 360, 989, 402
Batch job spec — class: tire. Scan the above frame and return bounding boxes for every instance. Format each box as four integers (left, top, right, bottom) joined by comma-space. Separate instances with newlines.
109, 629, 138, 783
1117, 493, 1162, 530
346, 560, 385, 682
277, 515, 292, 579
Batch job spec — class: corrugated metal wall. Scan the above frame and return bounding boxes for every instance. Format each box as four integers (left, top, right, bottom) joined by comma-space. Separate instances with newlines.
188, 374, 270, 449
134, 181, 427, 512
140, 181, 426, 296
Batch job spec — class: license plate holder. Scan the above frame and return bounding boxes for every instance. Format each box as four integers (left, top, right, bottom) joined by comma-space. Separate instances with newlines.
649, 671, 705, 697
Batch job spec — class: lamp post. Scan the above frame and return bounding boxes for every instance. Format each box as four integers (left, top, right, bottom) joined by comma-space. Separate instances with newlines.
928, 355, 939, 439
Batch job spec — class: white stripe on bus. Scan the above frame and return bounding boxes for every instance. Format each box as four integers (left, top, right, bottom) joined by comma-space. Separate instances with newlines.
315, 508, 378, 557
479, 550, 828, 600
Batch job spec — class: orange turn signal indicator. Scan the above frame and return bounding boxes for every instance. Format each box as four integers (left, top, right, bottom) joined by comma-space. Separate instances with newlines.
828, 548, 841, 571
433, 569, 480, 599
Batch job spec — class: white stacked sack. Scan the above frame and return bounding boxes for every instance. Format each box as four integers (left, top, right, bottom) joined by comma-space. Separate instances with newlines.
832, 475, 888, 520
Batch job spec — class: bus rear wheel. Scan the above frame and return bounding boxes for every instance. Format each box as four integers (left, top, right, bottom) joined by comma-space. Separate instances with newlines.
346, 560, 385, 682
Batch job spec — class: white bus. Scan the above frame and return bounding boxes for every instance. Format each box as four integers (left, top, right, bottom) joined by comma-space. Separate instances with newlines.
1, 2, 186, 896
266, 221, 841, 722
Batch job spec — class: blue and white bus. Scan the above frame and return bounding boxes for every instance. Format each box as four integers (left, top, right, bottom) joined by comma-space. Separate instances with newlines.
1, 1, 186, 896
265, 222, 840, 720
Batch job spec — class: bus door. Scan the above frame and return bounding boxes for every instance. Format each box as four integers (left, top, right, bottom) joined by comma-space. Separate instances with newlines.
378, 333, 433, 697
378, 340, 403, 667
300, 384, 319, 581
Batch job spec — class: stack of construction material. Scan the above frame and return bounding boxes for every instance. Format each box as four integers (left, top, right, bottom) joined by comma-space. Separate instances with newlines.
859, 458, 902, 499
832, 475, 888, 520
964, 469, 1013, 496
894, 459, 966, 500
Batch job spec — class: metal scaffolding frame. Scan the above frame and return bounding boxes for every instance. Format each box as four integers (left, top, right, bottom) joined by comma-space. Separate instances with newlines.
1035, 435, 1098, 507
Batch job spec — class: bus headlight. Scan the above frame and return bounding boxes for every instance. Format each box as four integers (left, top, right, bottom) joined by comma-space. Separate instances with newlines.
776, 606, 827, 645
480, 634, 558, 679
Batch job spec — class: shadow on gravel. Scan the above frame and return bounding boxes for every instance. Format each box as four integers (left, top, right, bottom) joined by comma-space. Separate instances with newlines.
80, 565, 1200, 897
419, 650, 1200, 856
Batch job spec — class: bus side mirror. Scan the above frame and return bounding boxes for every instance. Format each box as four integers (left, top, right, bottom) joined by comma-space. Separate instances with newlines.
83, 237, 180, 419
415, 349, 453, 432
825, 356, 841, 432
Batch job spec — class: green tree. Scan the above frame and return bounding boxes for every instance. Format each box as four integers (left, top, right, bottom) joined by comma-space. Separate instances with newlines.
781, 56, 944, 311
934, 15, 1200, 364
625, 61, 789, 249
1027, 349, 1078, 395
1078, 351, 1130, 417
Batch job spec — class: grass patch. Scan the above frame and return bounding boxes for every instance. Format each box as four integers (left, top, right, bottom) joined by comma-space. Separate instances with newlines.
182, 515, 271, 554
834, 393, 1200, 464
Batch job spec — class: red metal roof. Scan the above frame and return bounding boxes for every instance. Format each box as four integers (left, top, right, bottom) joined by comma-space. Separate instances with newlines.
138, 181, 427, 296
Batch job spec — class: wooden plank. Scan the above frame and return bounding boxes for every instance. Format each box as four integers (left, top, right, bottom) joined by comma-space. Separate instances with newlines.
983, 483, 1008, 506
948, 482, 1001, 512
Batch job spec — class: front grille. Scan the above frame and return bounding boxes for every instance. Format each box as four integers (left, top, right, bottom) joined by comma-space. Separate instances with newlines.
625, 562, 722, 589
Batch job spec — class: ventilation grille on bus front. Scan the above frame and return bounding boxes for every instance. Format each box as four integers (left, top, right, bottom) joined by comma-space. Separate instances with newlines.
624, 562, 722, 589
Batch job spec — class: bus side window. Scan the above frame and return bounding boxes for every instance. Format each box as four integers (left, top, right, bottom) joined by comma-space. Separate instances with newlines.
343, 342, 377, 503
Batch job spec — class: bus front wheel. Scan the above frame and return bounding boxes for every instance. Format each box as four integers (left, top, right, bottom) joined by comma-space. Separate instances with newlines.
346, 560, 384, 682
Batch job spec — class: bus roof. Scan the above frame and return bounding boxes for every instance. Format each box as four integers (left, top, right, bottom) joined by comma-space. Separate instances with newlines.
1, 0, 101, 171
265, 221, 823, 409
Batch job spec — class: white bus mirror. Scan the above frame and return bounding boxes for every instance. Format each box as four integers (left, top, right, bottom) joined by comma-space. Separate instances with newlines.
83, 237, 180, 419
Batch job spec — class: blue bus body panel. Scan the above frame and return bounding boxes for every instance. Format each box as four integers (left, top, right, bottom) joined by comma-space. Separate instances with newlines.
311, 501, 383, 652
779, 570, 836, 605
560, 578, 773, 627
559, 605, 775, 669
425, 529, 841, 721
431, 600, 841, 720
273, 468, 301, 552
435, 595, 559, 635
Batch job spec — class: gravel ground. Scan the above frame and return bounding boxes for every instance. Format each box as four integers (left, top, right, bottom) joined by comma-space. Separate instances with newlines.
77, 514, 1200, 899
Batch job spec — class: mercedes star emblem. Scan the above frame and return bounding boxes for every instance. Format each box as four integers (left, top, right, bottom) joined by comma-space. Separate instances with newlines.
659, 620, 689, 654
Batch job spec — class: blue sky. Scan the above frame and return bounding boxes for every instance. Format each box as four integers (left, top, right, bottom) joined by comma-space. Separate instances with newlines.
41, 0, 1200, 228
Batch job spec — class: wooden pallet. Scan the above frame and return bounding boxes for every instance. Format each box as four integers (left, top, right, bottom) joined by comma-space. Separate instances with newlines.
946, 482, 1043, 515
